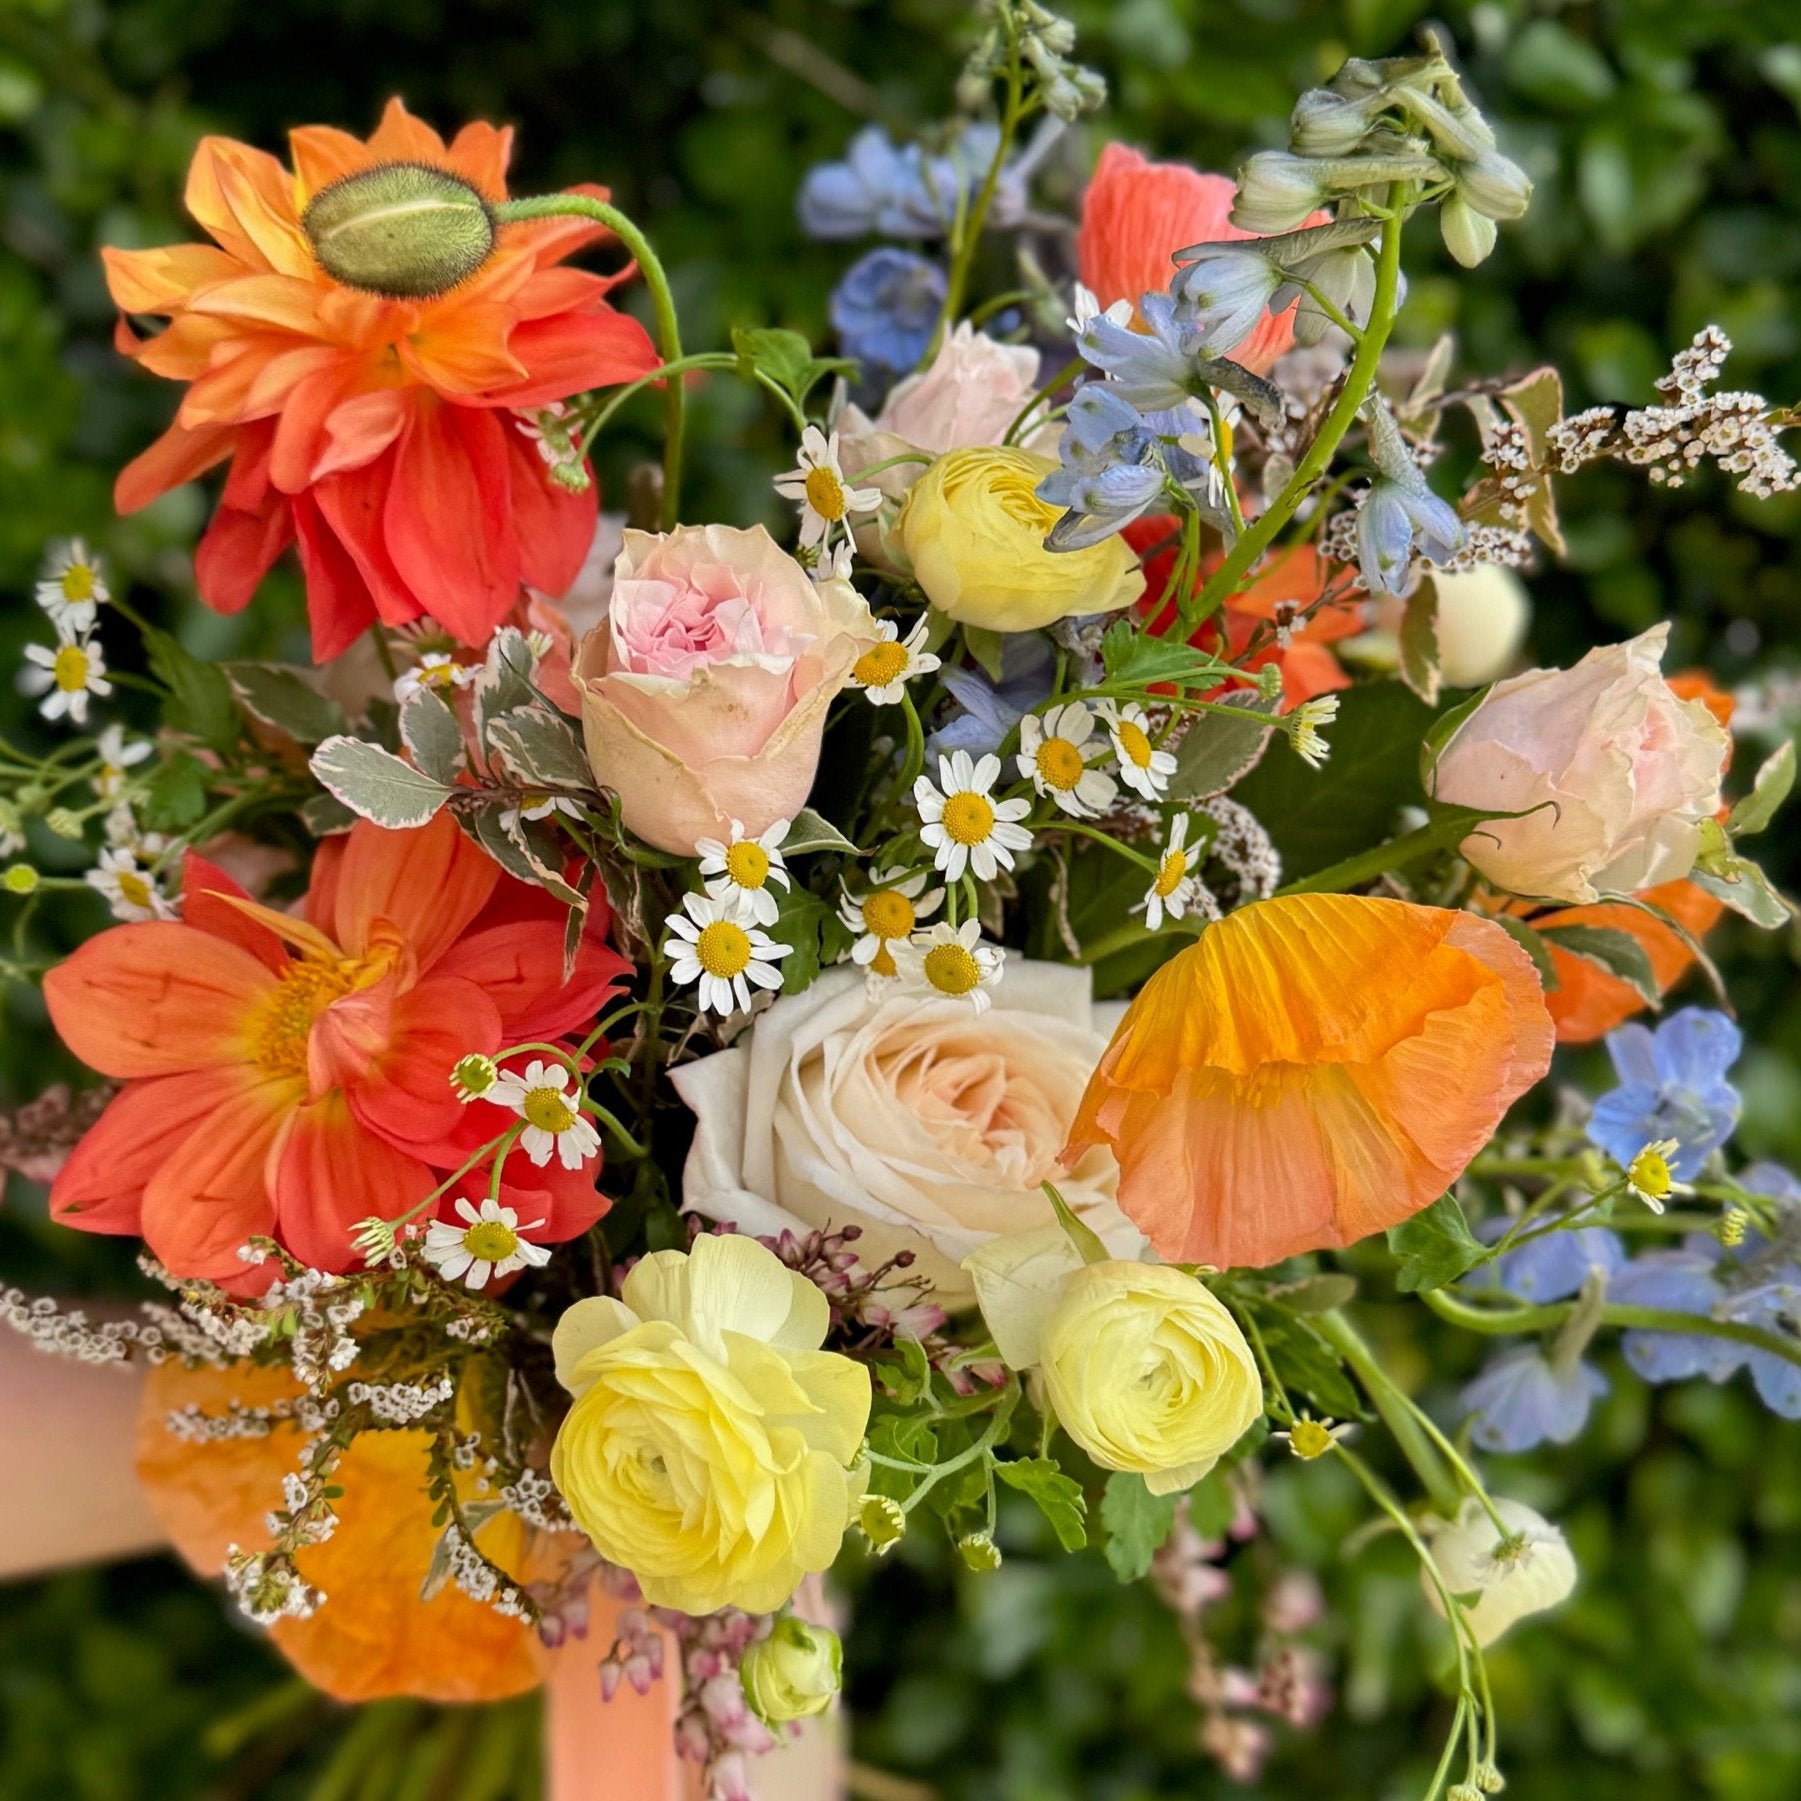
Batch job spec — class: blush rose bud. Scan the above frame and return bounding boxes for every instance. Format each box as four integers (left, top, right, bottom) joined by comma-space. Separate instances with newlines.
739, 1617, 843, 1726
303, 164, 496, 299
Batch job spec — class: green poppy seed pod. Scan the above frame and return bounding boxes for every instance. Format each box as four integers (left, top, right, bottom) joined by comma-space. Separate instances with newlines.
302, 162, 496, 300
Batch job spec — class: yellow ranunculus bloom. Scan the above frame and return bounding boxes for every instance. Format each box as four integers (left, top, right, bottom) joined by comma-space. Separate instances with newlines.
1043, 1261, 1263, 1493
896, 447, 1145, 633
549, 1233, 871, 1615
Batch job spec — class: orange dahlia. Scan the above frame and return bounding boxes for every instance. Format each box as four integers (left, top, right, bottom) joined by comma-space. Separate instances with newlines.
104, 100, 659, 659
1063, 894, 1554, 1269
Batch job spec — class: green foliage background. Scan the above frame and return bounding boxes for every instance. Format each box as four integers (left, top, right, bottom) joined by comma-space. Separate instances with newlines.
2, 1, 1800, 1796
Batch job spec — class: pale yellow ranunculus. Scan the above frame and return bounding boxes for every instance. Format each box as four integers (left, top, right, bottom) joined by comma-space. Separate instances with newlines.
549, 1233, 871, 1615
895, 447, 1144, 633
965, 1230, 1263, 1494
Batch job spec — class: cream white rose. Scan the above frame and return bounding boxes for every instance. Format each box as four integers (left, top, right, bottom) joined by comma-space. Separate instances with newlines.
1423, 1497, 1577, 1646
669, 962, 1141, 1304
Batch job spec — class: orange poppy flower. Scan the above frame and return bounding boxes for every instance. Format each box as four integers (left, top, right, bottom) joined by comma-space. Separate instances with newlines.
104, 99, 659, 659
45, 813, 628, 1281
1076, 143, 1320, 377
1063, 895, 1554, 1269
137, 1357, 583, 1702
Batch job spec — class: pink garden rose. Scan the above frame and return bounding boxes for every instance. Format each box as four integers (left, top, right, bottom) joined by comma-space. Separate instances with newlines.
574, 524, 878, 854
1430, 623, 1729, 905
860, 322, 1044, 455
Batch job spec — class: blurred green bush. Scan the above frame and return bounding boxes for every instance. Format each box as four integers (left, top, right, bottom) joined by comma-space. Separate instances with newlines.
3, 1, 1799, 1796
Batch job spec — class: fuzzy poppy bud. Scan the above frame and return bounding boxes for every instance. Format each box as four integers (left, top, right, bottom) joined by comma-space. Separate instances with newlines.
303, 163, 496, 299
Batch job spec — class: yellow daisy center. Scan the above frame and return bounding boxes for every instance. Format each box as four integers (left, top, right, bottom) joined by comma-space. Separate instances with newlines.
52, 645, 90, 693
522, 1086, 577, 1134
923, 942, 981, 996
1287, 1418, 1333, 1459
941, 791, 996, 846
1034, 737, 1086, 792
421, 661, 460, 689
854, 640, 910, 687
1629, 1145, 1674, 1201
61, 564, 97, 603
696, 919, 753, 978
804, 464, 848, 521
117, 870, 153, 911
252, 958, 363, 1077
861, 890, 916, 939
1115, 718, 1154, 768
462, 1219, 520, 1263
724, 841, 771, 888
1154, 850, 1189, 897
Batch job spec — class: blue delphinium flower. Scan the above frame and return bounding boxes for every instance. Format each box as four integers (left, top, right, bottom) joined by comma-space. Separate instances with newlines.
1587, 1007, 1742, 1182
1170, 246, 1284, 359
828, 248, 946, 374
1470, 1219, 1626, 1304
1036, 384, 1178, 550
798, 125, 1023, 241
1460, 1345, 1610, 1452
927, 633, 1057, 760
1354, 479, 1467, 596
1608, 1244, 1740, 1384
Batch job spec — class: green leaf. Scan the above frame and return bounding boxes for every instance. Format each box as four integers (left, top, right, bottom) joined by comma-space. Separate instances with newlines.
994, 1457, 1088, 1552
784, 807, 859, 855
1185, 1472, 1236, 1537
310, 736, 454, 829
473, 629, 538, 747
1266, 1273, 1360, 1313
1418, 685, 1487, 789
1537, 922, 1659, 1004
1387, 1194, 1486, 1294
1690, 856, 1794, 930
301, 793, 356, 837
1170, 690, 1280, 800
962, 625, 1007, 683
399, 689, 466, 786
222, 663, 347, 745
1100, 1473, 1179, 1583
769, 885, 835, 995
731, 325, 856, 410
143, 625, 237, 751
1728, 739, 1795, 839
486, 705, 595, 794
1263, 1321, 1364, 1419
1098, 618, 1235, 690
139, 752, 208, 832
873, 1337, 933, 1405
1397, 577, 1441, 705
1489, 912, 1561, 993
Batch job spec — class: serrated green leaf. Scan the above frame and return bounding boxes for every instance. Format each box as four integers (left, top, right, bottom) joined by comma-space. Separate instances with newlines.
874, 1337, 933, 1405
994, 1457, 1088, 1551
1728, 739, 1795, 839
1263, 1321, 1364, 1419
1100, 1472, 1179, 1583
1537, 922, 1659, 1003
310, 736, 454, 829
399, 688, 465, 786
1387, 1193, 1485, 1294
139, 752, 208, 832
731, 325, 855, 409
1098, 618, 1236, 690
222, 663, 347, 745
143, 625, 237, 751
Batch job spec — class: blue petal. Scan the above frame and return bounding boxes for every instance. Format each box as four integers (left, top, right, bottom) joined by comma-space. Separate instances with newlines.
1461, 1349, 1609, 1453
1604, 1020, 1661, 1089
1651, 1008, 1743, 1089
1485, 1225, 1626, 1304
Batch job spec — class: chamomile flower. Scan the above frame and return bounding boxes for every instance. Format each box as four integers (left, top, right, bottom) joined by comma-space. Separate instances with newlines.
394, 650, 475, 705
838, 865, 944, 978
1288, 694, 1341, 769
20, 636, 111, 726
500, 791, 584, 834
915, 750, 1033, 882
85, 846, 177, 923
1017, 702, 1118, 818
774, 426, 881, 549
1136, 813, 1208, 931
422, 1196, 552, 1290
36, 540, 109, 635
450, 1053, 501, 1103
662, 892, 794, 1016
695, 818, 794, 927
92, 724, 153, 801
1097, 701, 1178, 801
1273, 1414, 1356, 1459
487, 1059, 602, 1170
812, 540, 856, 583
1626, 1138, 1692, 1214
896, 919, 1005, 1013
850, 618, 940, 706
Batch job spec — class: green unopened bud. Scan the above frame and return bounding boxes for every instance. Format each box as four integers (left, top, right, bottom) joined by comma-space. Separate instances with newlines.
44, 807, 83, 840
1290, 87, 1380, 157
1448, 1786, 1484, 1801
739, 1617, 842, 1726
1475, 1765, 1506, 1795
3, 865, 40, 894
858, 1493, 906, 1552
1440, 193, 1499, 269
1456, 150, 1532, 223
957, 1532, 1003, 1572
303, 164, 496, 300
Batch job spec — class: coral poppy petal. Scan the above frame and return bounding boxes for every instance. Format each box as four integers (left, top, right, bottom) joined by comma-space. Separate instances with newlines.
292, 492, 383, 659
329, 811, 501, 970
287, 124, 371, 203
445, 119, 514, 201
480, 307, 659, 409
104, 242, 243, 314
505, 424, 599, 598
194, 490, 294, 615
114, 422, 236, 514
268, 1092, 434, 1272
366, 96, 450, 167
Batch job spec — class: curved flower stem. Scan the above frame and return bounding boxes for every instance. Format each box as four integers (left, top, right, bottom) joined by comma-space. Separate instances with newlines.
493, 194, 686, 528
1184, 202, 1405, 628
1422, 1286, 1801, 1369
933, 36, 1027, 353
1005, 353, 1085, 447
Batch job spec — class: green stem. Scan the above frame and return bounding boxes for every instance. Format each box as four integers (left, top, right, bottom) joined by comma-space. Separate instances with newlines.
934, 46, 1026, 348
1005, 353, 1085, 447
493, 195, 686, 528
1185, 204, 1405, 627
1274, 819, 1445, 897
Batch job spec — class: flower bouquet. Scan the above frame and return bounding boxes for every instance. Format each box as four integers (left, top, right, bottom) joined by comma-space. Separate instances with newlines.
6, 4, 1800, 1795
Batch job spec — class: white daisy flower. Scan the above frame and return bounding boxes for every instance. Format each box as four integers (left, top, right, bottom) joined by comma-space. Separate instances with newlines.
662, 892, 793, 1016
486, 1059, 601, 1170
85, 846, 177, 923
837, 865, 944, 979
20, 636, 111, 726
394, 650, 475, 705
421, 1196, 552, 1290
36, 540, 109, 635
812, 540, 856, 583
93, 724, 153, 801
102, 805, 161, 855
850, 618, 940, 706
695, 818, 793, 927
773, 425, 881, 549
1288, 694, 1341, 769
914, 750, 1033, 883
1097, 700, 1178, 801
1625, 1139, 1692, 1215
500, 791, 584, 834
1017, 702, 1118, 819
1135, 813, 1207, 933
895, 919, 1005, 1013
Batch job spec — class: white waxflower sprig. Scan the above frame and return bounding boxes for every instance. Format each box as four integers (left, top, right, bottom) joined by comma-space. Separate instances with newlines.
915, 750, 1033, 882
